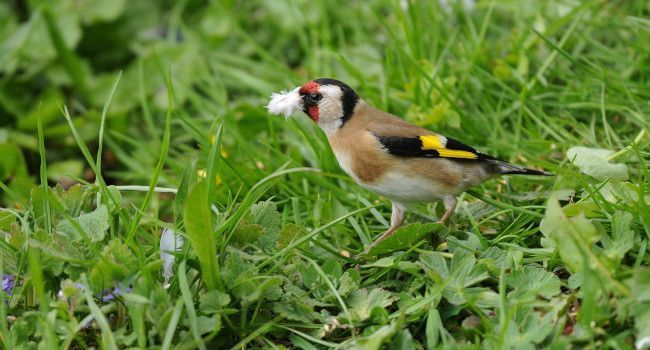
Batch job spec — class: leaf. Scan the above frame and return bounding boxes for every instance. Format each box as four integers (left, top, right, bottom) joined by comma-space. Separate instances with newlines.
425, 308, 441, 350
273, 297, 319, 323
221, 252, 248, 289
196, 315, 221, 336
633, 269, 650, 350
389, 329, 416, 350
76, 0, 126, 24
230, 223, 264, 246
89, 239, 137, 290
175, 160, 195, 225
241, 276, 282, 305
55, 183, 85, 215
30, 230, 84, 264
231, 200, 283, 250
601, 211, 634, 264
47, 160, 84, 182
347, 288, 396, 321
567, 146, 628, 181
250, 200, 282, 251
183, 181, 220, 290
367, 223, 442, 255
0, 211, 16, 231
506, 309, 555, 349
539, 195, 600, 273
443, 252, 490, 305
278, 223, 306, 248
425, 307, 442, 350
419, 251, 449, 283
341, 322, 397, 350
506, 266, 561, 300
56, 205, 109, 242
199, 290, 231, 314
0, 142, 28, 180
337, 270, 360, 297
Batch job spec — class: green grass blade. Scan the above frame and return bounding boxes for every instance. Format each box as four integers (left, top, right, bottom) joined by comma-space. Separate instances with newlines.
178, 260, 207, 350
37, 111, 51, 234
126, 69, 173, 243
184, 181, 221, 290
161, 299, 184, 350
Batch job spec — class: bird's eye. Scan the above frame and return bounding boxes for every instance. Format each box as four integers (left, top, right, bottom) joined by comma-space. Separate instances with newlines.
310, 93, 322, 102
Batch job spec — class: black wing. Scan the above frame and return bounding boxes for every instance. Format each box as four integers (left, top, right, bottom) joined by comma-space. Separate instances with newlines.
375, 134, 497, 160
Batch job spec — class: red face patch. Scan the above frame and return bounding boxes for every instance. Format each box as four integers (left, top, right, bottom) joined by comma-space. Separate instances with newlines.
307, 105, 319, 122
299, 81, 319, 95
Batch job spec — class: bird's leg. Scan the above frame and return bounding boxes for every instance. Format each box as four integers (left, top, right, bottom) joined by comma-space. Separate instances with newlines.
362, 202, 405, 254
439, 196, 457, 224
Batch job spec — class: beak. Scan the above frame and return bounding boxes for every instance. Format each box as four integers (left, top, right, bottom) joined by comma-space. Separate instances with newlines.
267, 87, 302, 118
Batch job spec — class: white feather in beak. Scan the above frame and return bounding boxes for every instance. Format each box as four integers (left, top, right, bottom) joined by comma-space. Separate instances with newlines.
266, 87, 302, 118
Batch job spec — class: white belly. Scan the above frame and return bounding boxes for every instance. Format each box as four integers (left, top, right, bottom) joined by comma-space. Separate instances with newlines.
334, 151, 451, 204
362, 171, 450, 204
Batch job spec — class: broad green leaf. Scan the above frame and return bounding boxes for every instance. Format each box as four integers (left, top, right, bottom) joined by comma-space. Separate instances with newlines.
250, 200, 282, 250
367, 223, 442, 255
231, 200, 283, 250
506, 310, 554, 349
273, 297, 320, 323
30, 230, 84, 264
278, 223, 306, 248
89, 239, 137, 290
241, 276, 282, 305
347, 288, 396, 321
506, 266, 561, 300
199, 290, 231, 314
221, 252, 249, 290
196, 315, 221, 336
419, 251, 449, 283
601, 211, 634, 264
337, 270, 360, 297
76, 0, 126, 24
389, 329, 416, 350
341, 322, 397, 350
230, 223, 264, 246
426, 308, 441, 350
0, 142, 28, 180
56, 205, 109, 242
0, 211, 16, 231
540, 195, 600, 273
444, 252, 490, 305
567, 146, 628, 181
183, 181, 220, 290
54, 183, 86, 215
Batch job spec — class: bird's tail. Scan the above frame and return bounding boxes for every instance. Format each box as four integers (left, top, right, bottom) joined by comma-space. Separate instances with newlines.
489, 160, 553, 176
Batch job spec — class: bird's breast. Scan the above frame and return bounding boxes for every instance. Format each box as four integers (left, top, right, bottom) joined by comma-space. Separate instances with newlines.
329, 131, 392, 184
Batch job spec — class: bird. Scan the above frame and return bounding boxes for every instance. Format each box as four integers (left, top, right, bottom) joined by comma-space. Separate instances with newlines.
266, 78, 551, 254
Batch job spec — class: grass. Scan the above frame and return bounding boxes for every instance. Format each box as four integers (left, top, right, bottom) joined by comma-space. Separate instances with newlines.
1, 0, 650, 348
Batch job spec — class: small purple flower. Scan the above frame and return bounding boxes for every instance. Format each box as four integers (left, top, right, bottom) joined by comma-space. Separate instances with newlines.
101, 288, 115, 302
114, 285, 132, 297
2, 275, 15, 296
100, 283, 132, 303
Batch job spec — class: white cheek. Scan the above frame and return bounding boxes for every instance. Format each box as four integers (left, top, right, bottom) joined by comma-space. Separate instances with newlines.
316, 86, 344, 137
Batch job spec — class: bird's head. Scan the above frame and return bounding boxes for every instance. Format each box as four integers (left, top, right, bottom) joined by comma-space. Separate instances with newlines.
267, 78, 360, 135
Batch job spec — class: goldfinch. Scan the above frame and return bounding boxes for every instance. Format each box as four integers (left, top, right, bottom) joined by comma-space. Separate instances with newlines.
267, 78, 550, 253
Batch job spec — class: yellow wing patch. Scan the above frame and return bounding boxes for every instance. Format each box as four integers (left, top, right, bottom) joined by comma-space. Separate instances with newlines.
419, 135, 478, 159
419, 135, 445, 149
437, 149, 478, 159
